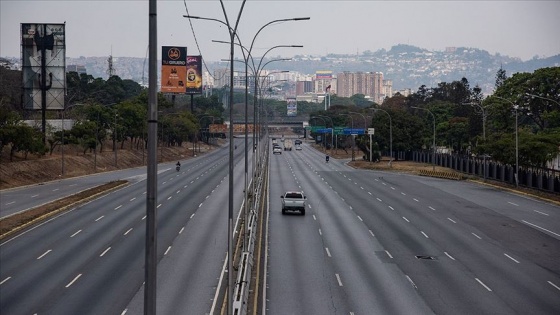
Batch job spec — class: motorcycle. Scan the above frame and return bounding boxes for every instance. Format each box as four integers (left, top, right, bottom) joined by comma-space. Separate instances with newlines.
176, 165, 181, 172
325, 155, 330, 163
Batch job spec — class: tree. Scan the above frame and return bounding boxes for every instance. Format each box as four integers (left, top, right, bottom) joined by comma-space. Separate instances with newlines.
495, 65, 507, 91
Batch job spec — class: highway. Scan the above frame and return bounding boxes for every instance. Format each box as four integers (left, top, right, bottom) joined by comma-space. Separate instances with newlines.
0, 138, 250, 314
265, 140, 560, 314
1, 136, 559, 314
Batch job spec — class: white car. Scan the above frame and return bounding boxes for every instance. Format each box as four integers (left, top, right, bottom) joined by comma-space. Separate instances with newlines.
273, 147, 282, 154
295, 145, 302, 150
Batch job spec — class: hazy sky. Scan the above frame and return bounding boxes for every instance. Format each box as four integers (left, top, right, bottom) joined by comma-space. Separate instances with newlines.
1, 0, 559, 62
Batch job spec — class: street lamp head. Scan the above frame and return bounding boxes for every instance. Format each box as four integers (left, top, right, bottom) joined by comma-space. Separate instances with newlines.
183, 15, 201, 19
293, 17, 311, 21
291, 45, 304, 48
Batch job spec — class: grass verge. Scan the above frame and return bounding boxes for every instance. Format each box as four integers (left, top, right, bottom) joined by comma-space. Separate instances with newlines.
0, 180, 128, 240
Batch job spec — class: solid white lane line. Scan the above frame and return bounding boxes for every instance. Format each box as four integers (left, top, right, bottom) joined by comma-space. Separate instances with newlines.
447, 218, 457, 223
1, 277, 11, 285
533, 210, 549, 216
472, 233, 482, 239
385, 250, 393, 259
508, 201, 519, 206
444, 251, 456, 260
124, 228, 133, 236
95, 215, 104, 222
325, 248, 332, 257
100, 247, 111, 257
115, 205, 122, 210
179, 227, 185, 234
475, 278, 492, 291
504, 253, 520, 264
421, 231, 429, 238
335, 274, 343, 286
402, 216, 409, 223
65, 274, 82, 288
357, 216, 363, 222
164, 246, 171, 255
369, 230, 375, 237
522, 220, 560, 237
429, 206, 436, 211
548, 281, 560, 291
318, 229, 322, 236
37, 249, 52, 260
130, 198, 136, 201
71, 230, 82, 237
406, 275, 418, 289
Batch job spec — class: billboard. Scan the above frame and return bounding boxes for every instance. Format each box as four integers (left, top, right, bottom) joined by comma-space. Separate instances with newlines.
161, 46, 187, 93
286, 98, 297, 117
186, 55, 203, 94
21, 23, 66, 110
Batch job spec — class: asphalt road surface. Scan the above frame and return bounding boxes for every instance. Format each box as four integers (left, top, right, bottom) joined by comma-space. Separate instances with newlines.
0, 138, 250, 314
265, 140, 560, 314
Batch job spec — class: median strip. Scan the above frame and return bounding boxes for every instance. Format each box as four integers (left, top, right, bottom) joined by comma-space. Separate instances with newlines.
0, 180, 128, 240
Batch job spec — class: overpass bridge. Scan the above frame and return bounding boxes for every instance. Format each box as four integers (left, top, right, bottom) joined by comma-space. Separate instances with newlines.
230, 115, 309, 128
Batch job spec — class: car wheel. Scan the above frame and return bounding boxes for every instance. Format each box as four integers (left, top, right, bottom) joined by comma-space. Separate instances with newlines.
301, 208, 305, 215
282, 208, 286, 215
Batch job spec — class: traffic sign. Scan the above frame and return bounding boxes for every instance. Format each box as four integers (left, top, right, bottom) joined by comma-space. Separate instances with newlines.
368, 128, 375, 135
343, 128, 365, 135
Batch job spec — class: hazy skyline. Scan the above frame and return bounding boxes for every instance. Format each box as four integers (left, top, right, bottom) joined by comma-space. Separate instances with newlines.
1, 1, 559, 62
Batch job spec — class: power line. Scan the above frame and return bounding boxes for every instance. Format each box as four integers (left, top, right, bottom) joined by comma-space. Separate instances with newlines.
182, 0, 228, 81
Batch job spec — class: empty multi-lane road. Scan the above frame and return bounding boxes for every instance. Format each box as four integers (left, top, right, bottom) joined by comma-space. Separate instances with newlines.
1, 137, 559, 314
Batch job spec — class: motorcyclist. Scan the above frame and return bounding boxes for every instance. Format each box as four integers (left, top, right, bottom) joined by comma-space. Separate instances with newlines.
326, 155, 330, 163
176, 161, 181, 171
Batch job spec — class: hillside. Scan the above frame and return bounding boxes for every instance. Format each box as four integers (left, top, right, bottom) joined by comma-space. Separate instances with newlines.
0, 141, 220, 190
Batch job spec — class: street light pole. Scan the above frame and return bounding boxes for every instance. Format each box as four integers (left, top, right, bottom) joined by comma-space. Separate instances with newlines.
370, 108, 393, 167
493, 96, 519, 187
411, 106, 436, 171
462, 101, 492, 180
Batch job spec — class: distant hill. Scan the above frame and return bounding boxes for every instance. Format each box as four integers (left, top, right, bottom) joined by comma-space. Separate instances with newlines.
3, 44, 559, 96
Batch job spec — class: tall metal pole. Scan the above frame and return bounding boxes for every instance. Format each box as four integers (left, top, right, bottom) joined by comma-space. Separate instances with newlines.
144, 0, 158, 313
370, 108, 393, 167
515, 105, 519, 187
411, 107, 435, 171
493, 96, 520, 187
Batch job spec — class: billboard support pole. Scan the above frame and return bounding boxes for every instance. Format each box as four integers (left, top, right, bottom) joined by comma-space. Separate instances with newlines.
39, 24, 48, 144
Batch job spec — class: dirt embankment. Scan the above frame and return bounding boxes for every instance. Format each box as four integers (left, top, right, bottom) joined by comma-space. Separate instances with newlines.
0, 141, 219, 190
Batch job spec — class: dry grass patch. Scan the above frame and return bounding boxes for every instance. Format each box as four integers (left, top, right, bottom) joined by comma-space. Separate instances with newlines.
0, 180, 128, 239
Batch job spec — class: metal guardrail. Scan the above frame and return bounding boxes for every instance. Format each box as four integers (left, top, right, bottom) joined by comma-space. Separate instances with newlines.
232, 139, 268, 315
